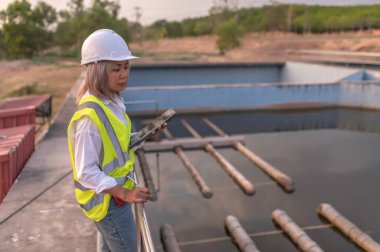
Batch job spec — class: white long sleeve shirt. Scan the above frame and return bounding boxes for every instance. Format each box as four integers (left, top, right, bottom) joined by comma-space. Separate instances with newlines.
71, 91, 134, 194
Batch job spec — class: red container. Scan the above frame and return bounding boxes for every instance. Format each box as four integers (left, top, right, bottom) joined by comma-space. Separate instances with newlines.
0, 125, 35, 185
0, 94, 52, 117
0, 124, 35, 140
0, 94, 51, 109
0, 107, 35, 129
0, 140, 22, 181
0, 148, 17, 203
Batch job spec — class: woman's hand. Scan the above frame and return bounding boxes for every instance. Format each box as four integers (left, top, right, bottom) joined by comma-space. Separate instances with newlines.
132, 123, 167, 151
152, 122, 167, 136
106, 185, 151, 203
123, 187, 151, 203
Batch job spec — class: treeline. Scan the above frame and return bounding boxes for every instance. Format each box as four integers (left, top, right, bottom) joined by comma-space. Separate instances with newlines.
1, 0, 380, 58
0, 0, 131, 58
144, 4, 380, 39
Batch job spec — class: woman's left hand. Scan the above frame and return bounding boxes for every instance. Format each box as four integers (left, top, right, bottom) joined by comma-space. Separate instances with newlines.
132, 123, 167, 151
152, 122, 167, 136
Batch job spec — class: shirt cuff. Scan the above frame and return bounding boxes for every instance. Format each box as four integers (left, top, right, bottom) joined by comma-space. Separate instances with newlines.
131, 132, 139, 143
96, 176, 118, 194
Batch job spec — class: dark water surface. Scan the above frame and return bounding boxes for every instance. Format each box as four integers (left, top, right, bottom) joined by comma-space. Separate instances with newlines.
134, 108, 380, 251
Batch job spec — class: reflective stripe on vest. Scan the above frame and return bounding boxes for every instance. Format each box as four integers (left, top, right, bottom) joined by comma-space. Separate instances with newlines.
81, 194, 104, 211
74, 101, 133, 213
78, 102, 130, 169
74, 174, 132, 211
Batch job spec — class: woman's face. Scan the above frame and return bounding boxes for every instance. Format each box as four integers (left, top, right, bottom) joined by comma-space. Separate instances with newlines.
107, 60, 130, 94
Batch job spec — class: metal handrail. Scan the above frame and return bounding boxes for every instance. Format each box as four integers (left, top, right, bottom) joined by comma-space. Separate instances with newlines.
133, 172, 156, 252
127, 99, 159, 252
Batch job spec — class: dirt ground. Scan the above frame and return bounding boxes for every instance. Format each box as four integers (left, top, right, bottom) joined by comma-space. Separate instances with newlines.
132, 31, 380, 54
0, 60, 83, 119
1, 31, 380, 123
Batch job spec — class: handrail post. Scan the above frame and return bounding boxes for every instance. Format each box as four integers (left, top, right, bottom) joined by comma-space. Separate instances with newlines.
133, 171, 156, 252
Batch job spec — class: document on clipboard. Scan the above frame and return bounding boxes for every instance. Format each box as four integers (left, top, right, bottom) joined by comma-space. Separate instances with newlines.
129, 108, 176, 149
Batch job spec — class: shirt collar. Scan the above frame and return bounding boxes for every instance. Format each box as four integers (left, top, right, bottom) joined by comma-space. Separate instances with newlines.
83, 90, 125, 111
83, 90, 112, 105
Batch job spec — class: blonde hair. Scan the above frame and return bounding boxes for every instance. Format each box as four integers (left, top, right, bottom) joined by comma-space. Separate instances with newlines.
76, 61, 115, 104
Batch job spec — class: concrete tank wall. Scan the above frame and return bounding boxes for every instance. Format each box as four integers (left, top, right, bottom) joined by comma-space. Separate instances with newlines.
280, 62, 360, 83
123, 62, 380, 113
124, 82, 341, 112
339, 81, 380, 109
337, 108, 380, 134
128, 63, 282, 87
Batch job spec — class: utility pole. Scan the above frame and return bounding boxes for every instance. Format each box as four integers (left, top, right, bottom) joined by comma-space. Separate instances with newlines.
134, 6, 142, 24
303, 6, 308, 34
232, 0, 239, 20
287, 4, 293, 33
133, 6, 142, 43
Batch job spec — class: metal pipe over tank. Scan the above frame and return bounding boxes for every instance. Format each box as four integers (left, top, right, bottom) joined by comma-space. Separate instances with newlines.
135, 149, 158, 201
160, 224, 182, 252
203, 118, 294, 192
180, 119, 255, 195
225, 215, 260, 252
163, 129, 212, 198
317, 203, 380, 252
272, 209, 324, 252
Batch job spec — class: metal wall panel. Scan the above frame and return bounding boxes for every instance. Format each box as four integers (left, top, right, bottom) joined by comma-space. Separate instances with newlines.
0, 107, 35, 129
0, 94, 52, 117
0, 148, 16, 203
0, 125, 35, 203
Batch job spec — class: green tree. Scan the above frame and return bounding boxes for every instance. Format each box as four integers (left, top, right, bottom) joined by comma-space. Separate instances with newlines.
194, 18, 213, 35
209, 0, 236, 33
55, 0, 131, 57
216, 18, 243, 54
181, 18, 197, 36
263, 4, 288, 31
238, 8, 265, 32
142, 19, 167, 40
165, 21, 183, 38
0, 0, 56, 58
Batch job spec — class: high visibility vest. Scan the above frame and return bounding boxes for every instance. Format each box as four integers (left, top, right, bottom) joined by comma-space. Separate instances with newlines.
67, 95, 135, 222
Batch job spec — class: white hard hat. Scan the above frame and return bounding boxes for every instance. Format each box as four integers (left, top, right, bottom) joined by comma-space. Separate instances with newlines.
81, 29, 138, 65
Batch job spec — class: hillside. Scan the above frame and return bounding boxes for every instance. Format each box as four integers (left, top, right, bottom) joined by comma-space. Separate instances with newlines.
130, 31, 380, 64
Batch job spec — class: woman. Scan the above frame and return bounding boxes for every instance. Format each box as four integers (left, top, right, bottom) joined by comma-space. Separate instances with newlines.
67, 29, 157, 252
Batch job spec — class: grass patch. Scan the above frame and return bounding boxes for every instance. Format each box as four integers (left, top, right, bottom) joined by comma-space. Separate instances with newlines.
0, 83, 39, 99
31, 53, 77, 64
134, 51, 210, 63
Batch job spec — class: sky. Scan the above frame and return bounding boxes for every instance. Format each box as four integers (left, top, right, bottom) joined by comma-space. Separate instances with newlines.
1, 0, 380, 25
